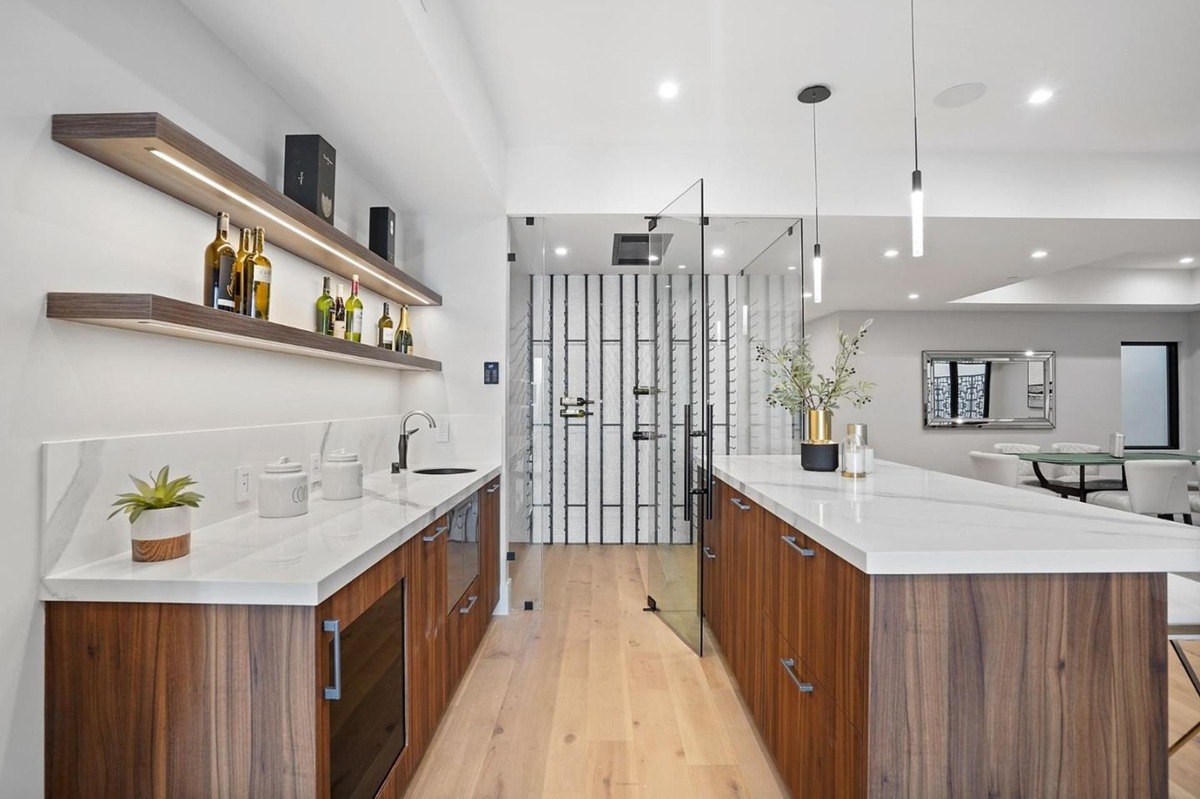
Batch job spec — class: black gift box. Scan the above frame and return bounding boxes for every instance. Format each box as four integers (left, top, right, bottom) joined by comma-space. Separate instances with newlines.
369, 206, 396, 264
284, 134, 336, 224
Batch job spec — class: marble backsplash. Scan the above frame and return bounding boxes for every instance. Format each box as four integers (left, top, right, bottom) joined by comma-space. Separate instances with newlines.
42, 413, 500, 577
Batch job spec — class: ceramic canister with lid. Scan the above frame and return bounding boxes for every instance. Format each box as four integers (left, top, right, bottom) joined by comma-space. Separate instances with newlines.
259, 457, 309, 518
323, 449, 363, 500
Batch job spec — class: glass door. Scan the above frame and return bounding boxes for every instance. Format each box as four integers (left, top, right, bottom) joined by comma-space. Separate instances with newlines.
643, 180, 708, 653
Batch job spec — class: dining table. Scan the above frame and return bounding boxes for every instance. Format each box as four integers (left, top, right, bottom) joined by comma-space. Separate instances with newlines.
1018, 451, 1200, 501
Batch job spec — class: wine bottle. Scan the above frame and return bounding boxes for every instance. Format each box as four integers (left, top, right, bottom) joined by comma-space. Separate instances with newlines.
246, 227, 272, 320
377, 302, 394, 349
232, 227, 253, 314
395, 304, 414, 354
332, 285, 347, 339
315, 277, 334, 335
345, 274, 363, 342
204, 212, 237, 311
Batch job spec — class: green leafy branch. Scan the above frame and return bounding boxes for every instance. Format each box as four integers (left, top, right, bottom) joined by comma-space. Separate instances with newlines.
109, 466, 204, 524
754, 319, 876, 413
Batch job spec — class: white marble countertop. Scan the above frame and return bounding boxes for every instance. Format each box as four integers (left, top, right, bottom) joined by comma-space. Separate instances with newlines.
711, 455, 1200, 575
41, 461, 501, 605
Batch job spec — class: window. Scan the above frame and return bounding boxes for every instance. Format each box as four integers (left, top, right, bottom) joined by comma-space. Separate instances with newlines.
1120, 342, 1179, 449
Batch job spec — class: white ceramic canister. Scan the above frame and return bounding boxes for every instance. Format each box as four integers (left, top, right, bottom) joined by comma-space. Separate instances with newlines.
323, 449, 363, 500
259, 457, 309, 518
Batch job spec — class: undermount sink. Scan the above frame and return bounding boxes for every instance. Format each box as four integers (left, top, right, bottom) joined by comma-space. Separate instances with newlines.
413, 467, 477, 475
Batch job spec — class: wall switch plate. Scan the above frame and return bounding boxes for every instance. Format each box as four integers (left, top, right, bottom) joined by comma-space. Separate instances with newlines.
309, 453, 322, 484
484, 361, 499, 384
436, 421, 450, 443
235, 466, 252, 503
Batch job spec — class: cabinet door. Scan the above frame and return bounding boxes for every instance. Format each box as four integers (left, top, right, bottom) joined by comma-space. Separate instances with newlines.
702, 478, 727, 643
799, 537, 869, 726
479, 479, 502, 615
447, 576, 485, 690
726, 488, 764, 719
761, 623, 805, 797
410, 516, 449, 753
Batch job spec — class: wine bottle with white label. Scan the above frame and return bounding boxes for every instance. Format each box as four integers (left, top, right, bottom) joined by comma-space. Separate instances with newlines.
204, 212, 237, 311
246, 227, 272, 320
345, 274, 363, 342
332, 285, 347, 339
377, 302, 394, 348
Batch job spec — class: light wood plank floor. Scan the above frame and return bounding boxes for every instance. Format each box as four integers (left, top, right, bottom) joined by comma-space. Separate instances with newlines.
409, 543, 1200, 797
405, 544, 786, 798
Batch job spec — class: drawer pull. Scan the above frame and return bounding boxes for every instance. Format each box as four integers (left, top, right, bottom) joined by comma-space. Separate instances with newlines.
422, 525, 449, 543
486, 483, 501, 494
323, 619, 342, 700
460, 594, 479, 615
780, 658, 814, 694
730, 498, 751, 511
702, 546, 717, 560
781, 535, 815, 557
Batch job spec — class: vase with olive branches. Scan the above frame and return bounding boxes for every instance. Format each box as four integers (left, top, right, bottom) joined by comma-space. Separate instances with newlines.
755, 319, 876, 469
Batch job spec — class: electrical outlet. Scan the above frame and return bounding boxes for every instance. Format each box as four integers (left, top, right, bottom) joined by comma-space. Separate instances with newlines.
235, 466, 252, 503
436, 421, 449, 443
310, 453, 322, 484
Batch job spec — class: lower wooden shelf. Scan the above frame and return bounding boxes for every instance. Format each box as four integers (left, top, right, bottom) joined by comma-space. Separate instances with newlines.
46, 293, 442, 372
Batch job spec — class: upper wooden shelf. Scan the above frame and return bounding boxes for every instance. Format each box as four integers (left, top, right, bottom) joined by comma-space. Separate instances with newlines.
47, 293, 442, 373
51, 112, 441, 307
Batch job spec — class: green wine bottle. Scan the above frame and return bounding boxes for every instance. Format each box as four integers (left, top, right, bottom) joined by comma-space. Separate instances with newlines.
345, 274, 364, 342
315, 277, 334, 335
395, 304, 414, 354
377, 302, 395, 349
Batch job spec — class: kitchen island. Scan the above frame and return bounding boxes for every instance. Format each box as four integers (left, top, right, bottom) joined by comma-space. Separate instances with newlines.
706, 455, 1199, 798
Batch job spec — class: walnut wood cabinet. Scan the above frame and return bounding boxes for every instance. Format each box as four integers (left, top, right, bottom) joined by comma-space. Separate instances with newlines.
704, 475, 1167, 798
45, 481, 502, 798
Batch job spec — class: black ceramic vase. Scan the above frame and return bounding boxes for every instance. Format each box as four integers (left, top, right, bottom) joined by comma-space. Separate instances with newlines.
800, 442, 839, 472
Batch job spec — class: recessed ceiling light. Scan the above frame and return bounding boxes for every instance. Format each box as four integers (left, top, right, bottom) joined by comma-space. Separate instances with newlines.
1025, 350, 1036, 357
711, 247, 725, 257
1181, 256, 1195, 265
788, 265, 797, 271
1030, 249, 1048, 259
677, 264, 687, 270
658, 81, 679, 100
883, 249, 899, 258
554, 246, 568, 256
648, 255, 659, 262
1027, 88, 1054, 105
802, 291, 813, 299
1006, 275, 1021, 281
907, 293, 920, 300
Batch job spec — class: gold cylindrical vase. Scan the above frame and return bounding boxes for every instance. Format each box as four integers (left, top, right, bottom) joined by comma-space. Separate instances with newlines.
806, 408, 834, 443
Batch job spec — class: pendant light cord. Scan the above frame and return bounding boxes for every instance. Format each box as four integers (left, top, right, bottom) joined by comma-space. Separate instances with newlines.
910, 0, 919, 171
812, 103, 820, 243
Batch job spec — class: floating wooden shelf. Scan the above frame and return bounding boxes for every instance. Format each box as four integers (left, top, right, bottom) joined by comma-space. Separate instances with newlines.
51, 112, 441, 307
46, 293, 442, 373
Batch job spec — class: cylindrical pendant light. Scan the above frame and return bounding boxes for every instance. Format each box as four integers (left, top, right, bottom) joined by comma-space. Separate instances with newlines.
798, 84, 831, 305
909, 0, 924, 257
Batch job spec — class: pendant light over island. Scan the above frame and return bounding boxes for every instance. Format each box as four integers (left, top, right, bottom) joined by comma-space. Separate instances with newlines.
798, 84, 831, 305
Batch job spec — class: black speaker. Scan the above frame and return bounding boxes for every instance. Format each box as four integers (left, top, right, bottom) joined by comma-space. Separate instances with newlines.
369, 206, 396, 263
284, 134, 336, 224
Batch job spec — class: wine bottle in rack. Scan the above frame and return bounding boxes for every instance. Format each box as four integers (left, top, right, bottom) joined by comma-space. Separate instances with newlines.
345, 274, 363, 342
204, 212, 237, 311
395, 304, 414, 354
332, 285, 347, 339
246, 227, 272, 320
315, 277, 334, 335
232, 227, 253, 315
377, 302, 394, 349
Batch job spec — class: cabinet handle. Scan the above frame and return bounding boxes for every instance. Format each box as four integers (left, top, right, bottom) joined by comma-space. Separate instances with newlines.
780, 658, 814, 694
423, 525, 449, 543
730, 498, 751, 511
781, 535, 815, 557
702, 546, 717, 560
323, 619, 342, 700
460, 595, 479, 615
486, 483, 501, 494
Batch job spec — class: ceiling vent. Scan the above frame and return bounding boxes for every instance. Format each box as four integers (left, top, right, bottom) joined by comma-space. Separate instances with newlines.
611, 232, 673, 266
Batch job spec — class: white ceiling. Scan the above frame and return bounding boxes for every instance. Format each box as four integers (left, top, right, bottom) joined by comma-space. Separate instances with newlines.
453, 0, 1200, 155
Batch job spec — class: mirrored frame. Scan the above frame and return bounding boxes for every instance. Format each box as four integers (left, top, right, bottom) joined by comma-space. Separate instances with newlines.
922, 350, 1056, 429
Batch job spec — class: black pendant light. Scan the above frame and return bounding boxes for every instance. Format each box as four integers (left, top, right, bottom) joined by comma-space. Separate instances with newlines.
798, 84, 830, 304
909, 0, 924, 257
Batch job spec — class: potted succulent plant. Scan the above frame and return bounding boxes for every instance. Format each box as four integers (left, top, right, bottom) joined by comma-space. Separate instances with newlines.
755, 319, 876, 471
109, 466, 204, 562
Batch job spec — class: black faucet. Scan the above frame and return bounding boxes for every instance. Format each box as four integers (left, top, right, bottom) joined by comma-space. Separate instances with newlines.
392, 410, 437, 472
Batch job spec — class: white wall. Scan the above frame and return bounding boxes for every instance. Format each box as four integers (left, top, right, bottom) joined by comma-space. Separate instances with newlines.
809, 311, 1193, 477
0, 0, 505, 790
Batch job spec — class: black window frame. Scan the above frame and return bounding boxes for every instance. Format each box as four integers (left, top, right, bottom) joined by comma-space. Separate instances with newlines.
1120, 341, 1180, 450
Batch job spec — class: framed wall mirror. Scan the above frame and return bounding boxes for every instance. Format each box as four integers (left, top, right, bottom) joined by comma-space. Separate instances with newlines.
922, 351, 1056, 429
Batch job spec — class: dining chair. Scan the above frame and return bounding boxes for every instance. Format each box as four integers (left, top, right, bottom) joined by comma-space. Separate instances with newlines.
1048, 442, 1103, 481
1169, 572, 1200, 755
993, 443, 1041, 482
970, 451, 1019, 486
1088, 459, 1193, 524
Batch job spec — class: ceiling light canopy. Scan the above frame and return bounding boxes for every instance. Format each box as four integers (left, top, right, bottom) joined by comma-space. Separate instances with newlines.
1027, 87, 1055, 105
658, 80, 679, 100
